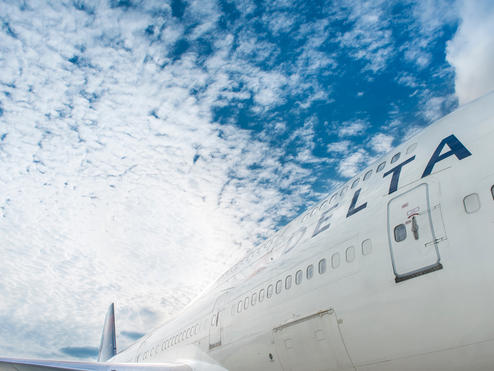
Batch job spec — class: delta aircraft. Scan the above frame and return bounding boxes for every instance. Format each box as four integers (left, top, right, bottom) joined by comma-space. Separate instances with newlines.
2, 92, 494, 371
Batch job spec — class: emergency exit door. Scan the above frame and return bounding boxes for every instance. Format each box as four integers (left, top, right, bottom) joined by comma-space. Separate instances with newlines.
387, 183, 444, 282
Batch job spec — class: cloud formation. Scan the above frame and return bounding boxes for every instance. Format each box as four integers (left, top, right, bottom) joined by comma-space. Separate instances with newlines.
446, 0, 494, 104
0, 0, 339, 358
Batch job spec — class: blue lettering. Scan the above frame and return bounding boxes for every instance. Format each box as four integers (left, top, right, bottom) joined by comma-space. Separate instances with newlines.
422, 134, 472, 178
383, 156, 416, 194
284, 227, 307, 254
346, 189, 367, 218
312, 204, 338, 238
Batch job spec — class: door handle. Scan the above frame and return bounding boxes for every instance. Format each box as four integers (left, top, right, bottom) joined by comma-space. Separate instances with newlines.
411, 216, 419, 240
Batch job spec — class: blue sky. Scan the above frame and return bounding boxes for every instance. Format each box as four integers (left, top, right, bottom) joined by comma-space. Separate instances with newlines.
0, 0, 493, 360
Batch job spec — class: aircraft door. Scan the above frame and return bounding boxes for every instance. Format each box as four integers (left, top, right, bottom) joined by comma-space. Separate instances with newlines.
387, 183, 445, 282
273, 309, 354, 371
209, 290, 230, 350
209, 310, 222, 349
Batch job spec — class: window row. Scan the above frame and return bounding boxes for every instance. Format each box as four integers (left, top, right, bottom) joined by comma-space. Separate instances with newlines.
395, 187, 494, 242
137, 322, 199, 362
233, 239, 373, 315
307, 143, 417, 219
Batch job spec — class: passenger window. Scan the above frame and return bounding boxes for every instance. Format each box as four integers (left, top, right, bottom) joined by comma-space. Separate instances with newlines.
306, 264, 314, 279
394, 224, 407, 242
391, 152, 401, 164
351, 178, 360, 189
340, 186, 348, 197
363, 169, 372, 181
318, 258, 327, 274
244, 297, 249, 310
361, 239, 372, 255
251, 292, 257, 306
492, 185, 494, 199
346, 246, 355, 262
464, 193, 481, 213
319, 199, 328, 210
259, 289, 265, 302
295, 270, 303, 285
267, 284, 273, 298
406, 143, 417, 154
275, 280, 282, 294
330, 194, 337, 204
285, 275, 292, 290
237, 301, 242, 313
377, 161, 386, 172
331, 253, 340, 268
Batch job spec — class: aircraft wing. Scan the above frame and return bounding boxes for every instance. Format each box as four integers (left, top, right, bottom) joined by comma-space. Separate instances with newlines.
0, 358, 193, 371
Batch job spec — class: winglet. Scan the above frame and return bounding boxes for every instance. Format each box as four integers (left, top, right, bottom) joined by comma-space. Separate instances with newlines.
97, 303, 117, 362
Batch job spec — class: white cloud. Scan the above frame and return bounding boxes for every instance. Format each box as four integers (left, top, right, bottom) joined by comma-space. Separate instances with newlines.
336, 0, 393, 73
327, 140, 351, 154
289, 117, 316, 150
0, 0, 317, 360
370, 133, 394, 154
403, 0, 457, 69
337, 150, 369, 178
337, 119, 368, 137
420, 93, 456, 122
446, 0, 494, 104
265, 11, 295, 36
396, 72, 419, 88
403, 43, 431, 69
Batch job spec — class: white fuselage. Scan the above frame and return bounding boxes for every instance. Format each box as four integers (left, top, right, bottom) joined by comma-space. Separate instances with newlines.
110, 92, 494, 371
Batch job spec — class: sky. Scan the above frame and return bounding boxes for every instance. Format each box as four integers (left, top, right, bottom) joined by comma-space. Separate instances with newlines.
0, 0, 493, 361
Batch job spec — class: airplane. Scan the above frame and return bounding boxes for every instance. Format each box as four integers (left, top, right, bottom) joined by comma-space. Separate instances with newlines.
1, 91, 494, 371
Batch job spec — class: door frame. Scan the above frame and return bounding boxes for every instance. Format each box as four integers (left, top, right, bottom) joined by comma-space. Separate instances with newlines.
387, 182, 444, 283
209, 289, 231, 350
